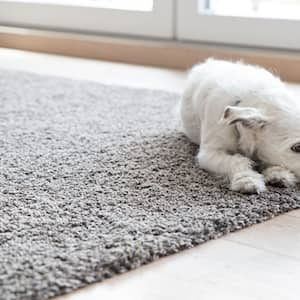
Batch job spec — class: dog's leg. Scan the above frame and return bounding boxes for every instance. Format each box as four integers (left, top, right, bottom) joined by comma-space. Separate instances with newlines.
263, 166, 297, 187
197, 148, 266, 193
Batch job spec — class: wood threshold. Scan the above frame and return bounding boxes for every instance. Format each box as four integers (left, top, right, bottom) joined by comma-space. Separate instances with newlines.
0, 26, 300, 82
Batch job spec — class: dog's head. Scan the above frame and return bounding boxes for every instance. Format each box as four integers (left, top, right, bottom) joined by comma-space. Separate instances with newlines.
220, 102, 300, 179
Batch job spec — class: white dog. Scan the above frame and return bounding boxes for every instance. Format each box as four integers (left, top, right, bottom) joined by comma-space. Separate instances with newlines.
180, 59, 300, 194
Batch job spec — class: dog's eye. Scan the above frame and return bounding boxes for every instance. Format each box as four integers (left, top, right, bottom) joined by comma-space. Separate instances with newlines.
291, 143, 300, 153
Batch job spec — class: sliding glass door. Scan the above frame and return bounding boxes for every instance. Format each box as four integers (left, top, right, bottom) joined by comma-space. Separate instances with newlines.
177, 0, 300, 50
1, 0, 300, 50
0, 0, 174, 38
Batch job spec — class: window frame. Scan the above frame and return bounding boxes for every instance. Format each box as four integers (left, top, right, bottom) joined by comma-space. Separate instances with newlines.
177, 0, 300, 50
0, 0, 174, 38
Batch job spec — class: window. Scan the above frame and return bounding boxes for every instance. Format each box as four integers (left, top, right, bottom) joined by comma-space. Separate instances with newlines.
177, 0, 300, 50
0, 0, 174, 38
47, 0, 154, 12
1, 0, 300, 50
199, 0, 300, 20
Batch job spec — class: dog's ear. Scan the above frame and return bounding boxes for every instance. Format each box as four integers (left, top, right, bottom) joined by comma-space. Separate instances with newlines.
219, 106, 268, 129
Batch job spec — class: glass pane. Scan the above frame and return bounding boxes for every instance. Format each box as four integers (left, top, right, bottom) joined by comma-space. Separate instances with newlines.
198, 0, 300, 20
3, 0, 154, 11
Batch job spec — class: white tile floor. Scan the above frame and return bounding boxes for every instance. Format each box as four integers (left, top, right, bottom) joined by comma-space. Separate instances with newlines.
1, 48, 299, 300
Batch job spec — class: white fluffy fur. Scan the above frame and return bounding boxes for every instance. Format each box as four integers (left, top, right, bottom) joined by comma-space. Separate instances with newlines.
180, 59, 300, 193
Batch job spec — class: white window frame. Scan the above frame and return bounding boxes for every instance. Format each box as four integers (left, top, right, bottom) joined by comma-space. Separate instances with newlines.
0, 0, 174, 38
177, 0, 300, 50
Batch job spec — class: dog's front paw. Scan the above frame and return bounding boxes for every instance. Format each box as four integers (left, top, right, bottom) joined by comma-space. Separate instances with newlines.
263, 166, 297, 188
231, 171, 266, 194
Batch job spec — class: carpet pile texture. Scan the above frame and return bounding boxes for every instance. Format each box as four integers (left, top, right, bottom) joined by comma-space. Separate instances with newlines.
0, 70, 299, 300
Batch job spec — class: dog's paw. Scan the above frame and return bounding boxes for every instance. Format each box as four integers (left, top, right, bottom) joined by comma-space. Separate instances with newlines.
263, 166, 297, 188
231, 171, 266, 194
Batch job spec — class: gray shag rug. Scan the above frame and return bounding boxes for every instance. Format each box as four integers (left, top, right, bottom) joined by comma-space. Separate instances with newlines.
0, 70, 299, 300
